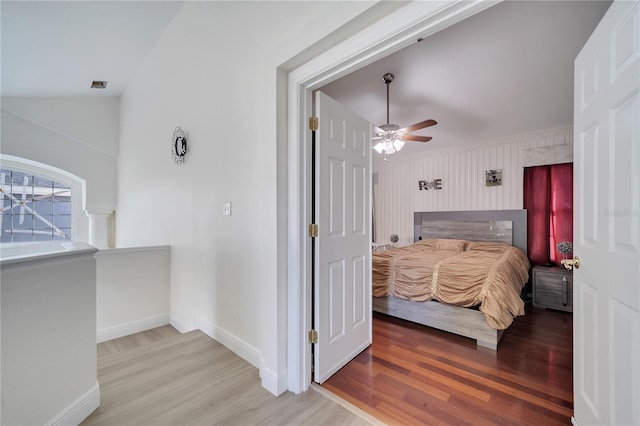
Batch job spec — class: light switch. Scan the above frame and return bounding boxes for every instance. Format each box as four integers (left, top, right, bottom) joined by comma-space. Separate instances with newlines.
223, 202, 231, 216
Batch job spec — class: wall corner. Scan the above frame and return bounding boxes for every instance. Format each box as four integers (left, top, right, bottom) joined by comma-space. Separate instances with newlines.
259, 364, 288, 396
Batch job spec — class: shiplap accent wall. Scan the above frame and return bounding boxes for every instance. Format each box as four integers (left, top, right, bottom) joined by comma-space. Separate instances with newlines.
373, 126, 573, 247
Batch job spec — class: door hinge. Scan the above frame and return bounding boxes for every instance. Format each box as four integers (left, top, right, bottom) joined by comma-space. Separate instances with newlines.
309, 329, 318, 344
309, 223, 319, 238
309, 117, 318, 131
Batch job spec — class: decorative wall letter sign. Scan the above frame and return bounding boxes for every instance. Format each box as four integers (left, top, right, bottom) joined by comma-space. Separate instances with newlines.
418, 179, 443, 190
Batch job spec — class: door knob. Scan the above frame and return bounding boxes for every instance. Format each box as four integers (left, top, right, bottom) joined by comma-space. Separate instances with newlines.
561, 256, 580, 270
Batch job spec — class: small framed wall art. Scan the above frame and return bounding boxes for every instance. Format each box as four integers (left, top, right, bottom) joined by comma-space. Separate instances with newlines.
485, 169, 502, 186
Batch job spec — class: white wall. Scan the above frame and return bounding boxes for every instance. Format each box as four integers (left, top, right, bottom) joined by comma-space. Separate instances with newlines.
116, 1, 378, 395
0, 97, 120, 242
1, 245, 99, 425
96, 246, 170, 343
373, 126, 573, 246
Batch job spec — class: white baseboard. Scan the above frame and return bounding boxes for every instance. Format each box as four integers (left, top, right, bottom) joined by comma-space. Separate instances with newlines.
259, 364, 288, 396
180, 317, 287, 396
169, 313, 196, 334
196, 318, 262, 370
46, 382, 100, 426
97, 314, 170, 343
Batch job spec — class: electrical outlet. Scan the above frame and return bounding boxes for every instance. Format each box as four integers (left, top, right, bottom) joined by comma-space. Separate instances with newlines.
223, 202, 231, 216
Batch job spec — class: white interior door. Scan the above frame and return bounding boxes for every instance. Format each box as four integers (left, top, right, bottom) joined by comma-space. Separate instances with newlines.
314, 91, 371, 383
573, 1, 639, 424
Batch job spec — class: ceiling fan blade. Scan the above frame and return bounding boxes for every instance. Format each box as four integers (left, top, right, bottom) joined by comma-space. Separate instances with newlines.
373, 126, 385, 134
400, 119, 437, 133
402, 134, 433, 143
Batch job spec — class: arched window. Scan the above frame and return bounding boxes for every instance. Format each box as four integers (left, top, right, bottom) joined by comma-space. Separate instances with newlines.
0, 156, 85, 243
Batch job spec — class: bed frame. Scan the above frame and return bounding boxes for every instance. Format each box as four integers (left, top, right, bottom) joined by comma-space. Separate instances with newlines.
372, 209, 528, 350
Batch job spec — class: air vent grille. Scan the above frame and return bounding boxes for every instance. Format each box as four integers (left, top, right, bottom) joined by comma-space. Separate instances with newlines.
90, 81, 107, 89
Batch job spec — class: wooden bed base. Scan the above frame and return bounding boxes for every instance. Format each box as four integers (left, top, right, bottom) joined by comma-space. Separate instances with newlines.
372, 296, 504, 350
372, 209, 526, 350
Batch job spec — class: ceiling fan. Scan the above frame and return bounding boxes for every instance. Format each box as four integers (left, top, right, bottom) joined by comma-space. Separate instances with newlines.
372, 72, 437, 160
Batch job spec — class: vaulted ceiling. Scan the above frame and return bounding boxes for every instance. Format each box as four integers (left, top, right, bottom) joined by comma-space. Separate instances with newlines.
1, 1, 183, 97
1, 1, 610, 155
320, 1, 611, 154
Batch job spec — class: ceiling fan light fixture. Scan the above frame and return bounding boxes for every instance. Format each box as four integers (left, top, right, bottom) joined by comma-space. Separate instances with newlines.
371, 72, 437, 160
373, 132, 404, 155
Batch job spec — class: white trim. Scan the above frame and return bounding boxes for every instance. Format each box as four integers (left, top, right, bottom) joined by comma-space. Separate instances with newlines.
96, 314, 170, 343
95, 245, 171, 256
571, 416, 579, 426
196, 317, 262, 370
45, 382, 100, 426
174, 316, 276, 391
169, 313, 195, 334
286, 0, 500, 394
259, 364, 288, 397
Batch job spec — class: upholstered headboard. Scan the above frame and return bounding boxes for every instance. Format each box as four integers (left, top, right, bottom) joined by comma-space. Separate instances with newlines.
413, 210, 528, 254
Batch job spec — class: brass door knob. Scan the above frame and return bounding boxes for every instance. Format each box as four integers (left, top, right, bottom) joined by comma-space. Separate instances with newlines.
561, 256, 580, 270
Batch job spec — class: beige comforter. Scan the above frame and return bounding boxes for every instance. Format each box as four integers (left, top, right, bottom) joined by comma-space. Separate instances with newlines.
373, 239, 530, 330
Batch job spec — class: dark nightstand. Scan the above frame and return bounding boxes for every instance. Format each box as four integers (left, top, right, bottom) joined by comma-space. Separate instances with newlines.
532, 265, 573, 312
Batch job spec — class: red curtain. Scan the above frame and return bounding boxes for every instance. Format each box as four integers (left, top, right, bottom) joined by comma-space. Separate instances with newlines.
523, 163, 573, 265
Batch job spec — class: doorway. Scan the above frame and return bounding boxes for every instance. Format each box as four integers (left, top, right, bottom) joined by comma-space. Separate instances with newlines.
285, 1, 497, 394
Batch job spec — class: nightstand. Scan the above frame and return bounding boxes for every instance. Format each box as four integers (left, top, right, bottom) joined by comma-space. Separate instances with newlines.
532, 265, 573, 312
372, 243, 393, 253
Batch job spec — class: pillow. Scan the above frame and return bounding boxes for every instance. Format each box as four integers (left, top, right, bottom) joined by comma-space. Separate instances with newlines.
414, 239, 437, 249
466, 241, 510, 253
435, 239, 470, 251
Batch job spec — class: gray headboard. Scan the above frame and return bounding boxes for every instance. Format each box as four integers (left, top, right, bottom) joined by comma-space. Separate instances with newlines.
413, 209, 528, 254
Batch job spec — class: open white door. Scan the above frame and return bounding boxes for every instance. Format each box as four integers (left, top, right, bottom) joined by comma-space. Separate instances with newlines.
573, 1, 639, 424
313, 91, 372, 383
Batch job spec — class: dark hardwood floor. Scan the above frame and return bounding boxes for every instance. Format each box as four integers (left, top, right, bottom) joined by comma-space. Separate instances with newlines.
323, 305, 573, 425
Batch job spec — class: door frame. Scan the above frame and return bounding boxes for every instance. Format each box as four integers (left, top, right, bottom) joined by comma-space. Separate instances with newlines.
286, 0, 498, 393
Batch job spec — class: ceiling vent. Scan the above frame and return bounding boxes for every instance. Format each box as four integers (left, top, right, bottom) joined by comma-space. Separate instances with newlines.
90, 81, 107, 89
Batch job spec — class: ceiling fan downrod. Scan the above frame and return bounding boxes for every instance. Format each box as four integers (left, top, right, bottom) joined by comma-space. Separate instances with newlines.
383, 72, 394, 126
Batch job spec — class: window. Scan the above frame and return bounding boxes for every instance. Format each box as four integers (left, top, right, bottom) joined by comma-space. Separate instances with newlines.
0, 168, 72, 243
523, 163, 573, 265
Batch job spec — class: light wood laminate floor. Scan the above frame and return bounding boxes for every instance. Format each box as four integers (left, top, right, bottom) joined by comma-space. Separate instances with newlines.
82, 326, 374, 426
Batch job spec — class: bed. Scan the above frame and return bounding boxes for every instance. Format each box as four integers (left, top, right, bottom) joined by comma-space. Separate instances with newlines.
372, 209, 530, 349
